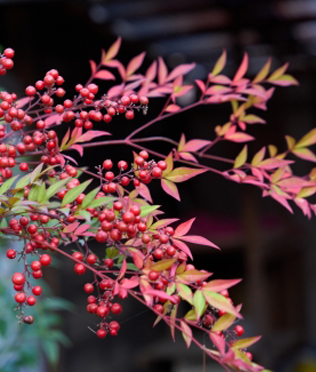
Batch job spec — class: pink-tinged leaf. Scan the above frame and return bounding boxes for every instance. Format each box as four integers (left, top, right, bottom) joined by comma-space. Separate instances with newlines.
16, 97, 33, 109
174, 218, 195, 237
151, 258, 177, 272
172, 239, 193, 260
251, 147, 266, 166
121, 276, 139, 289
257, 158, 294, 170
118, 259, 127, 280
45, 114, 63, 127
179, 152, 198, 163
145, 60, 157, 82
139, 279, 153, 306
212, 50, 226, 77
165, 104, 181, 113
60, 127, 71, 149
103, 37, 121, 62
128, 248, 144, 269
270, 192, 293, 213
95, 70, 116, 80
203, 291, 242, 318
180, 320, 192, 348
107, 83, 124, 99
224, 132, 254, 143
195, 79, 206, 93
210, 332, 226, 355
178, 235, 220, 250
63, 222, 80, 233
136, 182, 153, 203
61, 154, 78, 166
127, 52, 146, 77
277, 177, 314, 188
167, 63, 196, 82
74, 224, 90, 236
76, 130, 111, 143
268, 75, 299, 86
144, 290, 175, 302
177, 269, 212, 284
161, 179, 180, 201
203, 279, 242, 292
124, 79, 146, 92
233, 53, 248, 83
268, 62, 289, 81
253, 58, 272, 83
150, 218, 179, 230
232, 336, 261, 350
209, 75, 232, 85
295, 198, 312, 218
70, 144, 84, 157
90, 60, 97, 75
162, 152, 174, 176
147, 86, 173, 97
165, 167, 206, 183
173, 85, 193, 98
293, 148, 316, 162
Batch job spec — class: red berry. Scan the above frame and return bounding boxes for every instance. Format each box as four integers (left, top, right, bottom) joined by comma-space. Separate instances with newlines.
25, 86, 36, 96
40, 254, 51, 266
103, 159, 113, 170
125, 110, 134, 120
74, 263, 86, 275
15, 292, 26, 303
12, 273, 25, 285
111, 303, 122, 315
104, 258, 114, 268
72, 252, 83, 261
27, 296, 37, 306
234, 325, 244, 337
84, 283, 94, 293
32, 286, 42, 296
148, 270, 159, 281
19, 162, 28, 172
86, 254, 97, 265
31, 261, 41, 271
6, 249, 16, 259
96, 329, 107, 339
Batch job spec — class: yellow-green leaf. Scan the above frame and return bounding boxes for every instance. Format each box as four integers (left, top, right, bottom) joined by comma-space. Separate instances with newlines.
212, 50, 226, 77
296, 128, 316, 148
150, 259, 177, 272
232, 336, 261, 350
212, 313, 236, 332
234, 145, 247, 168
253, 58, 271, 83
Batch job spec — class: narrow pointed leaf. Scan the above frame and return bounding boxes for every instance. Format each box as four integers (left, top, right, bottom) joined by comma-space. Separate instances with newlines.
234, 145, 248, 168
253, 58, 271, 83
233, 53, 248, 82
161, 179, 180, 201
178, 235, 220, 249
232, 336, 261, 350
193, 290, 206, 320
87, 196, 117, 209
212, 50, 226, 77
166, 167, 207, 183
61, 179, 92, 207
203, 290, 242, 318
180, 321, 193, 348
174, 218, 195, 237
81, 187, 100, 209
212, 312, 236, 332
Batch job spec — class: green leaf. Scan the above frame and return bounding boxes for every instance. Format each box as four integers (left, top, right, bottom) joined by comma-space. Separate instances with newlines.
165, 167, 206, 183
87, 196, 116, 209
234, 145, 247, 168
81, 187, 100, 209
212, 312, 236, 332
151, 258, 177, 271
61, 179, 92, 207
176, 283, 193, 305
0, 175, 18, 195
15, 173, 31, 189
30, 163, 44, 183
37, 182, 46, 203
28, 184, 39, 201
202, 290, 242, 318
140, 205, 160, 217
193, 290, 206, 320
45, 178, 69, 200
232, 336, 261, 350
42, 339, 59, 365
184, 309, 196, 321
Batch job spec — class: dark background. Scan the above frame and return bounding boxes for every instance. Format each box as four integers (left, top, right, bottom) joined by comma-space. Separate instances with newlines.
1, 1, 316, 372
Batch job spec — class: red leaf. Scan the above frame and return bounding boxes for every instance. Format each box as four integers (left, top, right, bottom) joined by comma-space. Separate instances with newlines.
233, 53, 248, 82
128, 248, 144, 269
161, 179, 180, 201
121, 276, 139, 289
107, 83, 124, 98
209, 75, 231, 85
270, 192, 293, 213
95, 70, 115, 80
70, 144, 84, 157
172, 239, 193, 260
76, 130, 111, 143
195, 79, 206, 93
174, 218, 195, 237
63, 222, 80, 233
74, 224, 90, 236
167, 63, 195, 82
203, 279, 242, 292
146, 60, 157, 82
90, 60, 97, 75
45, 114, 63, 127
16, 97, 33, 109
137, 183, 153, 203
210, 332, 226, 355
127, 52, 146, 76
158, 57, 168, 85
183, 139, 212, 152
144, 290, 175, 302
178, 235, 220, 249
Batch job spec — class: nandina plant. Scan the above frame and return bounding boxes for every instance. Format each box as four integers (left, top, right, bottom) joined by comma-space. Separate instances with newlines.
0, 38, 315, 371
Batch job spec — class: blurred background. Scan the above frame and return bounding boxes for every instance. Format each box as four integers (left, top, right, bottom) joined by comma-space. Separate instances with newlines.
1, 0, 316, 371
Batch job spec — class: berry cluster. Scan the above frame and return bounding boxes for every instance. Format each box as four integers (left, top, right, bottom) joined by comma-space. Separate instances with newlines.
0, 48, 14, 76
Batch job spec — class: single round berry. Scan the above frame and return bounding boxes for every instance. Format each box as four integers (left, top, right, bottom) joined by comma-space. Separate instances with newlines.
15, 292, 26, 303
27, 296, 37, 306
234, 325, 244, 337
12, 273, 25, 285
40, 254, 51, 266
96, 329, 107, 339
74, 263, 86, 275
111, 303, 122, 315
6, 249, 16, 259
148, 270, 159, 281
84, 283, 94, 293
32, 286, 42, 296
